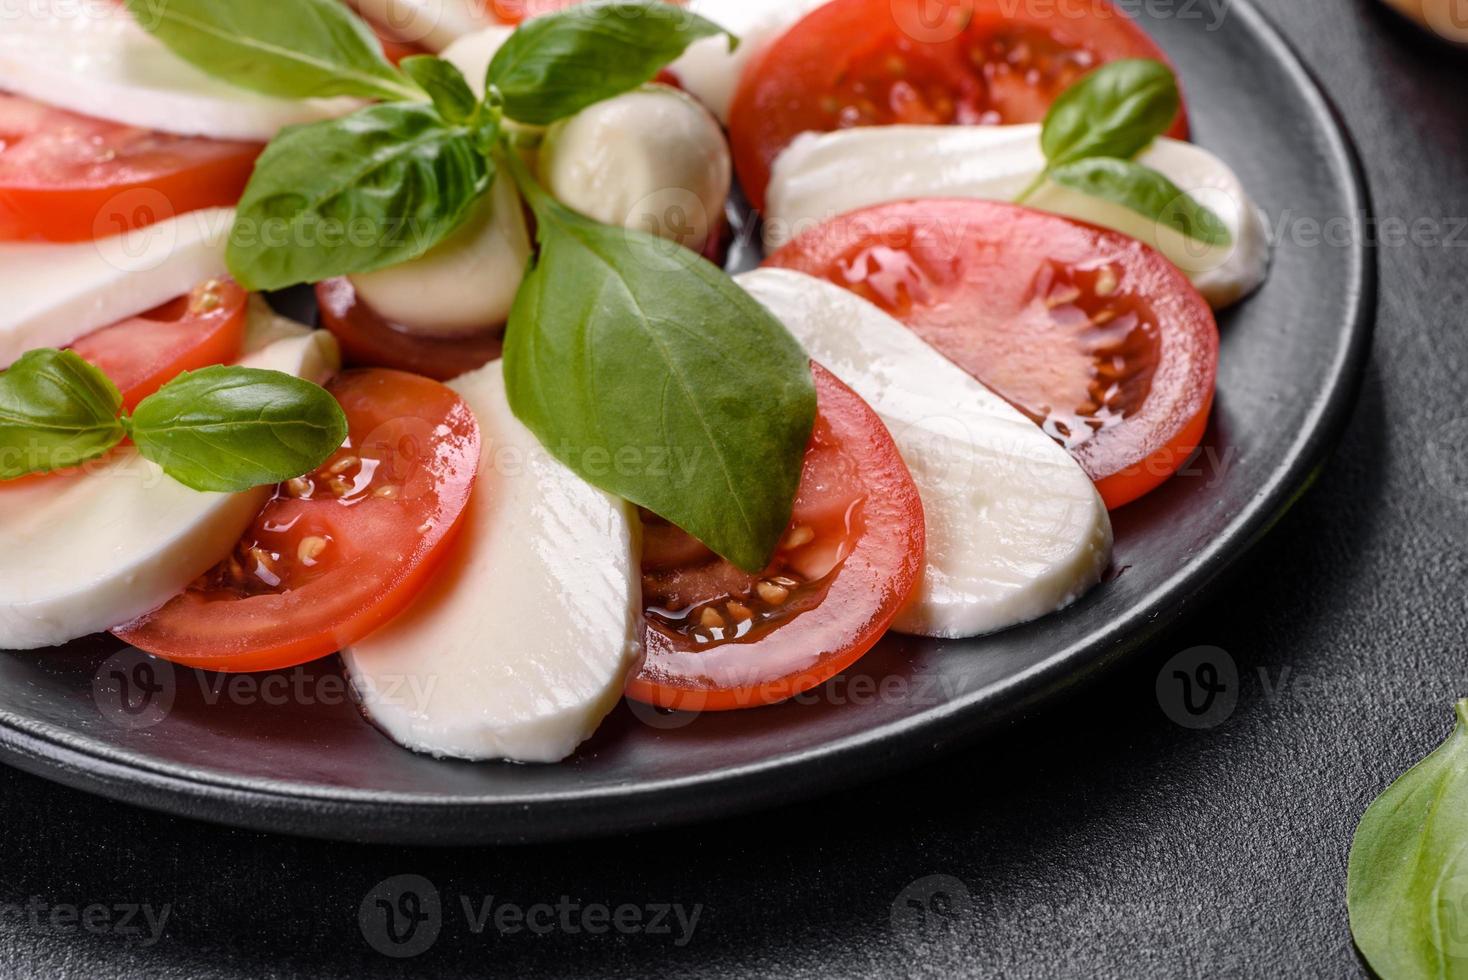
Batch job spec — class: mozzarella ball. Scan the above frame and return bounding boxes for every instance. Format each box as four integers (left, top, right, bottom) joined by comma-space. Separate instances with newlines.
348, 171, 530, 337
438, 25, 515, 97
537, 85, 731, 255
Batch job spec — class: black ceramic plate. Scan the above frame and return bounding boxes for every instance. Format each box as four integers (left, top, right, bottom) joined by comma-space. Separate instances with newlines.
0, 0, 1373, 844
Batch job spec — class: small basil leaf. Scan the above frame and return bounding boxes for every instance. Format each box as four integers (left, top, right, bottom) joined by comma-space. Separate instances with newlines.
1041, 59, 1180, 168
1049, 157, 1233, 247
0, 350, 126, 478
1348, 700, 1468, 980
502, 183, 815, 572
486, 1, 731, 125
227, 103, 492, 291
123, 0, 416, 102
129, 367, 348, 493
401, 56, 478, 125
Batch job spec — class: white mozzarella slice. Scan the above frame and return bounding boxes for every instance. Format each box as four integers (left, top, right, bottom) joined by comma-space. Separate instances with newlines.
0, 309, 341, 651
0, 4, 356, 140
349, 0, 499, 53
0, 207, 234, 369
348, 172, 530, 336
736, 268, 1113, 639
671, 0, 826, 123
764, 124, 1271, 310
538, 85, 731, 255
439, 25, 514, 97
342, 361, 641, 763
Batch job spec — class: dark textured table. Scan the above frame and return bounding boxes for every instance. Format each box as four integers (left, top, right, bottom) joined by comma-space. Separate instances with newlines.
1, 1, 1462, 976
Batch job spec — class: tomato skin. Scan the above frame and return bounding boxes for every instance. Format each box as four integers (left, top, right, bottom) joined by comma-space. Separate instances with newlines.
0, 94, 260, 243
316, 278, 504, 382
765, 199, 1218, 510
728, 0, 1188, 211
114, 369, 482, 672
626, 363, 925, 711
70, 280, 248, 410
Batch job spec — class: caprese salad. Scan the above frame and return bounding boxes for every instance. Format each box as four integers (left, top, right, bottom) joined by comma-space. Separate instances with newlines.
0, 0, 1269, 763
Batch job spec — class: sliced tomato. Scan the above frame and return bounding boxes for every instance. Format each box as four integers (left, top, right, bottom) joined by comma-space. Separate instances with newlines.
628, 363, 925, 711
114, 369, 482, 672
0, 93, 261, 243
489, 0, 585, 22
316, 278, 504, 382
70, 279, 248, 410
728, 0, 1187, 210
765, 199, 1218, 509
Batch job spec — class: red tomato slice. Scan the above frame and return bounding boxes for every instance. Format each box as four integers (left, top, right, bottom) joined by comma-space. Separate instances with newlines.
316, 277, 504, 382
70, 279, 248, 410
765, 199, 1219, 510
114, 369, 482, 672
489, 0, 585, 22
728, 0, 1188, 210
0, 93, 261, 243
627, 363, 925, 711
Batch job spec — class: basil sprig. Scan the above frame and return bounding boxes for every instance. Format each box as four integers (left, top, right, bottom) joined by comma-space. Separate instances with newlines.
1348, 700, 1468, 979
127, 0, 815, 570
0, 351, 347, 492
1018, 59, 1232, 247
123, 0, 420, 102
502, 154, 815, 572
227, 103, 494, 292
485, 3, 731, 125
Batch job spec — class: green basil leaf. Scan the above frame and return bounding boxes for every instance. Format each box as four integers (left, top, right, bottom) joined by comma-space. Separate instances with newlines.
0, 350, 125, 479
123, 0, 417, 102
227, 103, 492, 291
129, 367, 348, 493
1049, 157, 1233, 247
1348, 700, 1468, 980
502, 174, 815, 572
401, 56, 478, 125
486, 1, 732, 125
1041, 59, 1180, 168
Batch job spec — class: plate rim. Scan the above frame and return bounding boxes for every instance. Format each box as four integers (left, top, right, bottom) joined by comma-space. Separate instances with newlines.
0, 0, 1377, 845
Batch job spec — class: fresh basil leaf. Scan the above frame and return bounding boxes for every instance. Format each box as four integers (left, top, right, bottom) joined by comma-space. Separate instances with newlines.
227, 103, 492, 291
1049, 157, 1233, 247
129, 367, 348, 493
1348, 700, 1468, 980
502, 173, 814, 572
1041, 59, 1180, 168
486, 1, 732, 125
0, 349, 125, 478
401, 56, 478, 125
123, 0, 417, 102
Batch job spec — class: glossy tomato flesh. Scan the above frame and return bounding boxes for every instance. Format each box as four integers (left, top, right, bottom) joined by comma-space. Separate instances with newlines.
114, 369, 482, 672
70, 279, 248, 410
0, 93, 261, 243
627, 363, 925, 711
728, 0, 1188, 210
765, 199, 1219, 509
316, 278, 505, 382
